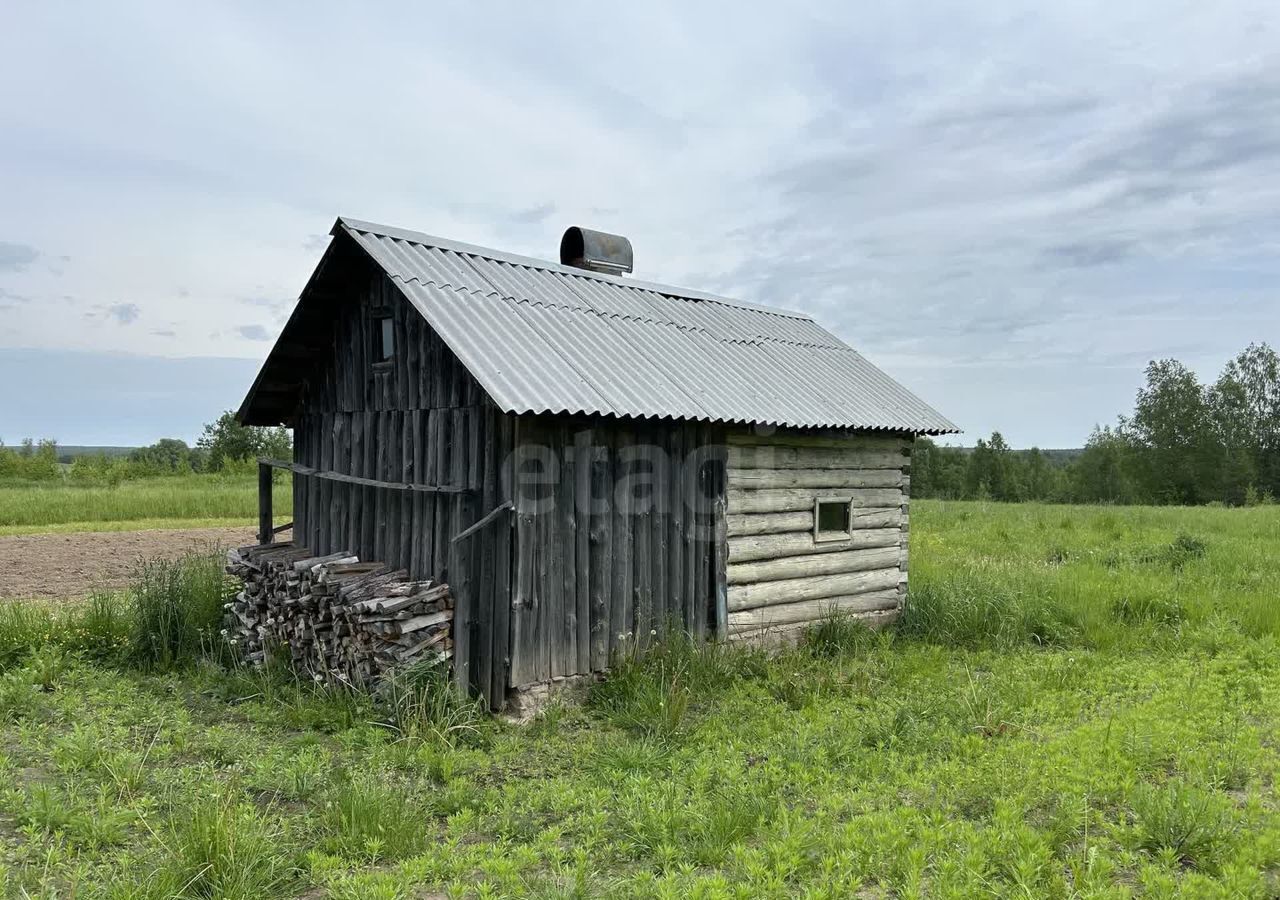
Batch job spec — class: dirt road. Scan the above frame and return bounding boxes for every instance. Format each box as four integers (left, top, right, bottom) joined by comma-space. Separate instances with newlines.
0, 526, 257, 600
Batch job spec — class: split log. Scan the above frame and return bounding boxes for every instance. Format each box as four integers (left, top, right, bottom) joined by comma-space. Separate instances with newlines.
224, 544, 453, 688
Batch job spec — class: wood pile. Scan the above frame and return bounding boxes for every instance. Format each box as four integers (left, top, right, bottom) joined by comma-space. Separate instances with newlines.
224, 541, 452, 686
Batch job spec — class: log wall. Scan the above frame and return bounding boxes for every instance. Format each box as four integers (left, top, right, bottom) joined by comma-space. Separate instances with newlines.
723, 429, 912, 642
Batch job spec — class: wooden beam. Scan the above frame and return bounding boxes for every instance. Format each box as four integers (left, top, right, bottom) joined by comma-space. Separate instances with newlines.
258, 457, 472, 494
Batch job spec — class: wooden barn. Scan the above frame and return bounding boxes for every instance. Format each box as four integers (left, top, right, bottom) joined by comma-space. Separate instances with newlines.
237, 218, 956, 707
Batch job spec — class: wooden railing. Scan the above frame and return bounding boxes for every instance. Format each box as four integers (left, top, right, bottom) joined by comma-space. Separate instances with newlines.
256, 457, 472, 545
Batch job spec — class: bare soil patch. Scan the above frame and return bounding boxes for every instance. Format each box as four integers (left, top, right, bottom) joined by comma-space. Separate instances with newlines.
0, 526, 257, 600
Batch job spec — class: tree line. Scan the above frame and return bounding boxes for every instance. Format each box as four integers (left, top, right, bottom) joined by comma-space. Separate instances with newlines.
913, 343, 1279, 506
0, 413, 291, 484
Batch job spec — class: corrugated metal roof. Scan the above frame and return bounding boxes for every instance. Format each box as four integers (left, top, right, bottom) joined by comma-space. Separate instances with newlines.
338, 218, 956, 433
242, 217, 953, 433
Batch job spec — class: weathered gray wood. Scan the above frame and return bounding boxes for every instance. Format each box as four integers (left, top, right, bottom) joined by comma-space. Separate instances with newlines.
555, 422, 574, 677
588, 437, 611, 670
255, 458, 469, 495
490, 409, 514, 702
258, 462, 274, 545
727, 567, 901, 611
727, 528, 901, 563
726, 511, 812, 536
612, 427, 634, 653
727, 488, 903, 514
726, 589, 901, 629
727, 445, 909, 471
725, 431, 911, 451
668, 426, 686, 633
727, 468, 904, 490
727, 545, 901, 585
574, 428, 591, 674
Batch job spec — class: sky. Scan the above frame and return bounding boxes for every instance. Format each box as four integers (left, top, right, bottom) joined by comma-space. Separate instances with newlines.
1, 2, 1277, 448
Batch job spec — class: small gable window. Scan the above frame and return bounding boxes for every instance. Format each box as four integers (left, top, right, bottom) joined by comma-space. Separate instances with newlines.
814, 498, 851, 542
374, 314, 395, 363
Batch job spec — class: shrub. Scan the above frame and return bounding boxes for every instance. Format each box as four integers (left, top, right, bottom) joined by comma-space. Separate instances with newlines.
130, 551, 232, 671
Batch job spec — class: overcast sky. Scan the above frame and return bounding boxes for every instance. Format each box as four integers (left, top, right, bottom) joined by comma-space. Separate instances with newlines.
1, 2, 1277, 447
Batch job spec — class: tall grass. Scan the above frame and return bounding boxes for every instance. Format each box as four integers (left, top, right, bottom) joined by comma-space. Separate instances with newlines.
0, 473, 291, 531
131, 553, 233, 670
902, 501, 1280, 650
0, 551, 231, 672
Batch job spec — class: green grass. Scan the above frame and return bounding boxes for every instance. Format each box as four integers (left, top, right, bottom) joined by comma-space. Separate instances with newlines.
1, 501, 1279, 897
0, 474, 292, 533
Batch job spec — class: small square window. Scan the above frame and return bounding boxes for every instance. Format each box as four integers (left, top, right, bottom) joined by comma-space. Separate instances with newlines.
374, 315, 395, 363
814, 498, 851, 542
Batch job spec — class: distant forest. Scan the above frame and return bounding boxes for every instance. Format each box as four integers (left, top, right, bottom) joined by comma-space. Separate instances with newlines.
914, 342, 1280, 506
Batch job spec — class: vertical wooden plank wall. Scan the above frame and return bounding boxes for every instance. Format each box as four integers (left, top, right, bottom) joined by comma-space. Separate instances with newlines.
508, 419, 723, 688
721, 430, 912, 642
290, 270, 497, 584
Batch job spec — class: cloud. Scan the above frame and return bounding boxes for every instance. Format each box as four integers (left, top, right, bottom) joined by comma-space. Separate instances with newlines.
107, 303, 140, 324
151, 328, 176, 338
0, 2, 1277, 447
0, 241, 38, 271
509, 203, 556, 225
1042, 238, 1136, 268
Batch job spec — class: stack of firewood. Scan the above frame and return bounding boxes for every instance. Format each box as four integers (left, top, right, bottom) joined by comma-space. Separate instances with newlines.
224, 542, 452, 686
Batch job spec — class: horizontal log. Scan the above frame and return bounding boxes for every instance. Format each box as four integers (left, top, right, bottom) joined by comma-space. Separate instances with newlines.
726, 607, 900, 643
724, 507, 903, 536
725, 432, 910, 452
728, 446, 909, 471
727, 567, 901, 611
728, 468, 904, 490
728, 546, 901, 585
727, 589, 901, 628
726, 511, 812, 537
728, 488, 904, 514
728, 528, 901, 562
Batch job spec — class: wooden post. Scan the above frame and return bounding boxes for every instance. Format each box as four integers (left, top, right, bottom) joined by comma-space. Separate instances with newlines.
258, 460, 274, 546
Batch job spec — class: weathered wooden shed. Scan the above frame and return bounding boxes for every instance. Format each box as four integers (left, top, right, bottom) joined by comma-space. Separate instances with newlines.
238, 218, 956, 707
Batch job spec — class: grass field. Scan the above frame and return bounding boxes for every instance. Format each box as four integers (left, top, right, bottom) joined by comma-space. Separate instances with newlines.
0, 475, 292, 535
1, 501, 1279, 897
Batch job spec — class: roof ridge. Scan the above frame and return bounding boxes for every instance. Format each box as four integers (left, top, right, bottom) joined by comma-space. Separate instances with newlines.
335, 216, 817, 322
